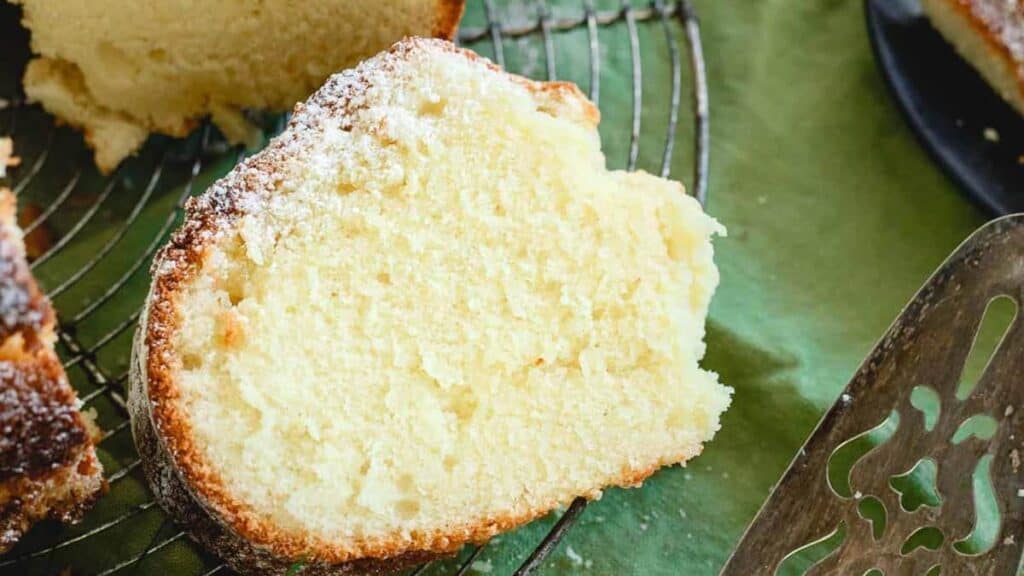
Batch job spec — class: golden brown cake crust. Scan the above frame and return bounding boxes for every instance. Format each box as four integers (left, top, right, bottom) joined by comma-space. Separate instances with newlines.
952, 0, 1024, 69
0, 357, 86, 481
131, 39, 660, 575
0, 192, 53, 351
0, 355, 105, 553
433, 0, 466, 40
0, 188, 104, 553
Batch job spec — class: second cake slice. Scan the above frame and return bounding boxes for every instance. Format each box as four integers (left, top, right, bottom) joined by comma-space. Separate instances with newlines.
0, 189, 104, 553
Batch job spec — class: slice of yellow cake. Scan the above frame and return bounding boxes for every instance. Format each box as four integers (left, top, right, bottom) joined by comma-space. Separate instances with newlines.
0, 189, 104, 553
13, 0, 465, 173
921, 0, 1024, 115
130, 38, 730, 575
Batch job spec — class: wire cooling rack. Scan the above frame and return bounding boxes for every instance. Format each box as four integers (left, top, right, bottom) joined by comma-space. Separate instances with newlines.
0, 1, 709, 574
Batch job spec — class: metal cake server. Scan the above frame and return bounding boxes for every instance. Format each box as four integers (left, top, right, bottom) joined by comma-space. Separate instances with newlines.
721, 214, 1024, 575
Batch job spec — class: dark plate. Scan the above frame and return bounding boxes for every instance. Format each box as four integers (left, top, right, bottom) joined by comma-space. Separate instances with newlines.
865, 0, 1024, 215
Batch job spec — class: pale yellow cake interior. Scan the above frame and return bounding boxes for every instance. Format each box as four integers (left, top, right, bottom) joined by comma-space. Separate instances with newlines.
168, 42, 730, 551
14, 0, 457, 172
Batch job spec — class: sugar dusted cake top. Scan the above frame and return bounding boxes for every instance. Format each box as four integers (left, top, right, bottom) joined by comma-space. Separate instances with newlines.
136, 38, 730, 570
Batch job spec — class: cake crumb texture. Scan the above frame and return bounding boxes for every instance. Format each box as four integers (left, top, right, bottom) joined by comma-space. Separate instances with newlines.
142, 38, 729, 567
0, 189, 104, 553
13, 0, 465, 172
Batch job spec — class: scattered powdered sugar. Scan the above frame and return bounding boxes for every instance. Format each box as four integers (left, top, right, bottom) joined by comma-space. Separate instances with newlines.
0, 194, 47, 338
0, 242, 43, 331
565, 545, 584, 566
150, 40, 448, 281
0, 361, 85, 476
152, 35, 566, 293
0, 208, 99, 497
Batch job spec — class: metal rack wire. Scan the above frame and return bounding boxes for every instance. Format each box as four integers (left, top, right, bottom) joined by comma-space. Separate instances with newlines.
0, 1, 709, 574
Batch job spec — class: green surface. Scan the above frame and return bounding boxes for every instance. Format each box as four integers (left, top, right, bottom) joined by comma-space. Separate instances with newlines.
0, 0, 997, 574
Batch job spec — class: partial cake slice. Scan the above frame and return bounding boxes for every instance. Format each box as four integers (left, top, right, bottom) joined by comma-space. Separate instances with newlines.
13, 0, 465, 173
130, 38, 730, 575
0, 189, 104, 553
921, 0, 1024, 115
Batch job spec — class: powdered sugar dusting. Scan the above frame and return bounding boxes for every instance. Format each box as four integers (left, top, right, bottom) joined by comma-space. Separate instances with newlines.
0, 190, 50, 345
135, 37, 711, 570
150, 39, 469, 284
0, 358, 84, 479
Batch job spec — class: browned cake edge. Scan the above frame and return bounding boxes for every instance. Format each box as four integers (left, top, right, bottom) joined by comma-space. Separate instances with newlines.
434, 0, 467, 40
0, 188, 105, 554
128, 38, 680, 575
921, 0, 1024, 116
0, 356, 105, 554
